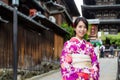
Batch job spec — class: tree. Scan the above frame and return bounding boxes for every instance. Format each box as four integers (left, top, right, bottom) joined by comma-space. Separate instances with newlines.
100, 32, 120, 48
61, 22, 74, 40
106, 33, 120, 47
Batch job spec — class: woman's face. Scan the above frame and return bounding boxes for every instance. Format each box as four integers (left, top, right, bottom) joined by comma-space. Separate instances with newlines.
74, 21, 87, 39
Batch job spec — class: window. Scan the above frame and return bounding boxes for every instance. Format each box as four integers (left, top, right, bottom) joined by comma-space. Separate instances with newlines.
96, 11, 102, 18
109, 11, 116, 18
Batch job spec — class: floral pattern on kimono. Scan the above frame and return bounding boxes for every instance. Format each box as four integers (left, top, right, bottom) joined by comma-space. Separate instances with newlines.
60, 37, 99, 80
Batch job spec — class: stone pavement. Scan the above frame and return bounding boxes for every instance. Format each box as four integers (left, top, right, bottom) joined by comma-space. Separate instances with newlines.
99, 57, 117, 80
26, 57, 117, 80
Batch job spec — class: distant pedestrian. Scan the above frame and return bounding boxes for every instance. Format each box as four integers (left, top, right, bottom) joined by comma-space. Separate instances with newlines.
94, 43, 100, 60
109, 44, 114, 58
100, 44, 105, 58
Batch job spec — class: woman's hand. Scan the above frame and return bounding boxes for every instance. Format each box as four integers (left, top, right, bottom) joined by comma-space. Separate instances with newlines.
65, 54, 72, 63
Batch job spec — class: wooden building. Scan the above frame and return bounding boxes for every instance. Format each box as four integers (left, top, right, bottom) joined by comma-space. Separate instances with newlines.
81, 0, 120, 39
0, 0, 80, 70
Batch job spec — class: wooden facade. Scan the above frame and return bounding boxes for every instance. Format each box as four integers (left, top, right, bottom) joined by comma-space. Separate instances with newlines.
0, 0, 77, 70
0, 22, 54, 69
0, 0, 63, 69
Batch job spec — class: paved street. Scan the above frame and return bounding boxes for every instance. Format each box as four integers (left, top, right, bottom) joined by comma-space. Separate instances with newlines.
99, 57, 117, 80
26, 57, 117, 80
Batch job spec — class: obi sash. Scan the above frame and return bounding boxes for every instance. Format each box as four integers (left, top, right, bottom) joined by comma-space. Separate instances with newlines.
71, 54, 92, 68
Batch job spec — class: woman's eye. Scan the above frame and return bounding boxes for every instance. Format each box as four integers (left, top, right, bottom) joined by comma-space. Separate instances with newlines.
84, 26, 87, 28
79, 26, 86, 29
79, 26, 82, 28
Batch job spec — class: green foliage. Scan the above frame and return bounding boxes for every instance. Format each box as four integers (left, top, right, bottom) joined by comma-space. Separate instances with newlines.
106, 33, 120, 46
101, 32, 120, 47
101, 31, 106, 41
61, 22, 74, 40
83, 33, 89, 40
87, 24, 92, 35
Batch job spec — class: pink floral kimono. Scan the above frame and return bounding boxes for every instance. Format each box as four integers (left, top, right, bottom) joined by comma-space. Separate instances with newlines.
60, 37, 99, 80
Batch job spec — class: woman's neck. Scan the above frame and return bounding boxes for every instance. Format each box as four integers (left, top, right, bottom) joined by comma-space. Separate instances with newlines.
75, 36, 83, 40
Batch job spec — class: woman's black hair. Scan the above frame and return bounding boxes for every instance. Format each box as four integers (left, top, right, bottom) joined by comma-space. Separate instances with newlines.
73, 17, 88, 30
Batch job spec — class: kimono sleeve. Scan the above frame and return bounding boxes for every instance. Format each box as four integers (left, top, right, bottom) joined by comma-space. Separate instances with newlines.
60, 41, 78, 80
89, 44, 100, 80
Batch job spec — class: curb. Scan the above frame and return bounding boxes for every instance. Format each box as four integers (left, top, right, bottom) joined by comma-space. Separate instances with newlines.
25, 69, 60, 80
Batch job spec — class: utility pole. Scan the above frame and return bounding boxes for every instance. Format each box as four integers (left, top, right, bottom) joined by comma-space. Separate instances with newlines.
12, 0, 19, 80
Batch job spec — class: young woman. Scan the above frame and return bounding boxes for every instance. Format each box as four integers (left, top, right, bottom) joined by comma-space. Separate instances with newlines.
60, 17, 99, 80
